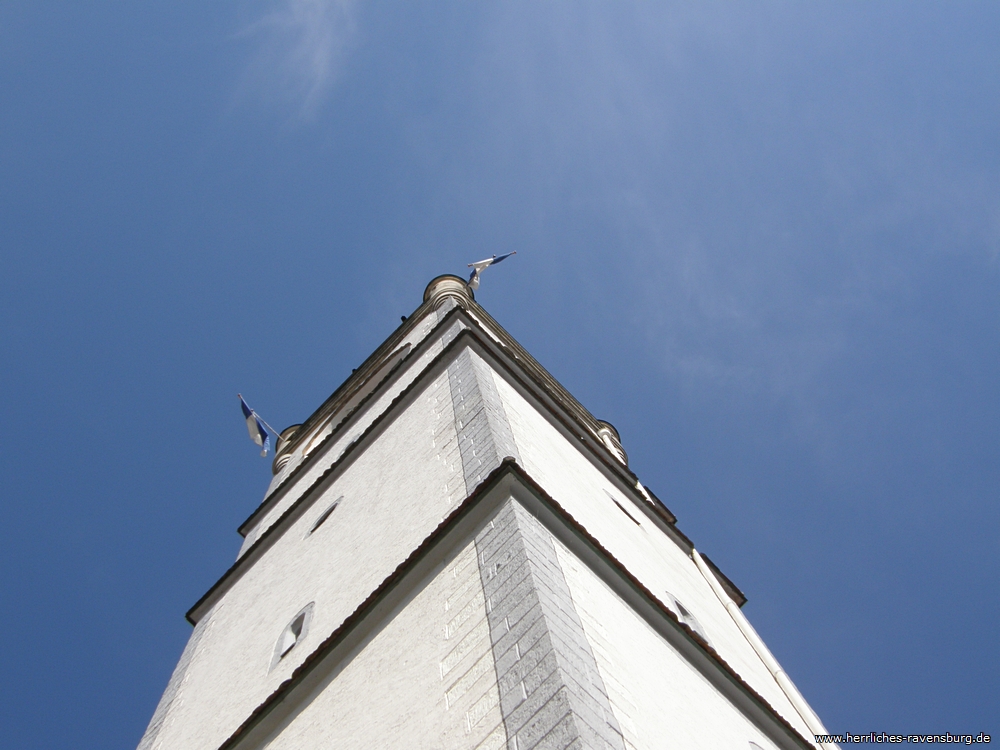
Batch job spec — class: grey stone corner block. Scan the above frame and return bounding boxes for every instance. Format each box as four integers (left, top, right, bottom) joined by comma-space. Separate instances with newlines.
473, 498, 626, 750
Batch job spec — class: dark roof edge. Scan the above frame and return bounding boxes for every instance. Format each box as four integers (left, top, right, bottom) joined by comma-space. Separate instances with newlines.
236, 303, 467, 537
202, 321, 695, 625
217, 459, 811, 750
217, 458, 518, 750
281, 297, 438, 450
451, 296, 685, 531
190, 324, 476, 624
460, 327, 687, 539
700, 552, 748, 608
203, 317, 721, 625
268, 274, 470, 469
511, 463, 805, 746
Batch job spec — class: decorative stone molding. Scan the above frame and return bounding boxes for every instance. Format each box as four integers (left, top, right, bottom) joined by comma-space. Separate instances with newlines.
424, 274, 474, 311
596, 421, 628, 466
271, 425, 302, 475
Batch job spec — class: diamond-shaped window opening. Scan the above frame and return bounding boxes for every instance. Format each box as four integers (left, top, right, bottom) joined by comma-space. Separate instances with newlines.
665, 592, 710, 646
269, 602, 315, 672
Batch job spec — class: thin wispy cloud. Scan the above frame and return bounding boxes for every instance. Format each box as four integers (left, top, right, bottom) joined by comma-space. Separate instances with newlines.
238, 0, 358, 118
396, 1, 999, 463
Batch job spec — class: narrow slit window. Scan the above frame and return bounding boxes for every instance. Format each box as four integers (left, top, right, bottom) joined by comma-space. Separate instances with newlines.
605, 490, 641, 525
309, 497, 342, 535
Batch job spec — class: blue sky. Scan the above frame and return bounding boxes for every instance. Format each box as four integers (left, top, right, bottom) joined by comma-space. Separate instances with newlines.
1, 2, 997, 747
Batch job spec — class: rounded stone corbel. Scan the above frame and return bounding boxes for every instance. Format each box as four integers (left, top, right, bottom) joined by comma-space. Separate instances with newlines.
596, 420, 628, 466
423, 274, 474, 310
271, 424, 302, 475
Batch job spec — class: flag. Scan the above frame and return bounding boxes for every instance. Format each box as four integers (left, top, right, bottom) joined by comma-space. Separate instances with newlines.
467, 251, 517, 290
239, 394, 271, 457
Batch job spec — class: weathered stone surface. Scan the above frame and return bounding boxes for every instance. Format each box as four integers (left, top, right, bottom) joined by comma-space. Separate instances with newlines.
474, 500, 626, 750
447, 348, 521, 492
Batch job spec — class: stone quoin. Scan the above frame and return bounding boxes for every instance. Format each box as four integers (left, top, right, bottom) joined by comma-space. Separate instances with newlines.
137, 276, 836, 750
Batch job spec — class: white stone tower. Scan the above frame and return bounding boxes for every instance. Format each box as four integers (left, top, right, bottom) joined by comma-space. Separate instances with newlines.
138, 276, 835, 750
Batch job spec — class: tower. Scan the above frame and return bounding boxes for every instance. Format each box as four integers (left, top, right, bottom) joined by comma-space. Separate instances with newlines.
137, 276, 834, 750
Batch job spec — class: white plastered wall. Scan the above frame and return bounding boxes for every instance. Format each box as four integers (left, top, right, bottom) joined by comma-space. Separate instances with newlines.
553, 538, 779, 750
146, 316, 821, 750
263, 538, 507, 750
488, 369, 816, 741
148, 367, 469, 750
240, 314, 469, 554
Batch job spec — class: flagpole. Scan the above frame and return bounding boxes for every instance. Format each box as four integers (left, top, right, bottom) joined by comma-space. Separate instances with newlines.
253, 414, 283, 442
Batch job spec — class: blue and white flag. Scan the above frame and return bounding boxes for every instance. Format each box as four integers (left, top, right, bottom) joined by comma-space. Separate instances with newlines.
467, 251, 517, 290
239, 394, 271, 457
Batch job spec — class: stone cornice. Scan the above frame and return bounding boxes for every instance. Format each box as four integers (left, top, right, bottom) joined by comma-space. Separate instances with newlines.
199, 323, 684, 622
241, 276, 680, 538
216, 460, 811, 750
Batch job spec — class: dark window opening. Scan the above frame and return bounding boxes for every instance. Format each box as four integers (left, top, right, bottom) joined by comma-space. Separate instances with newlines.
279, 613, 305, 657
309, 497, 342, 534
604, 489, 641, 526
269, 603, 315, 672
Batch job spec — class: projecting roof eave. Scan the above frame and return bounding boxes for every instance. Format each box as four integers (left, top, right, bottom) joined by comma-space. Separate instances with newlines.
268, 298, 445, 470
196, 323, 698, 627
238, 279, 680, 539
236, 300, 462, 538
216, 459, 813, 750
